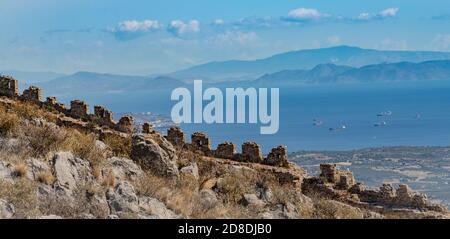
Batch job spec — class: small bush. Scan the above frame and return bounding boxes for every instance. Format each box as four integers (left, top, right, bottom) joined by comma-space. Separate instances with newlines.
36, 171, 55, 185
103, 134, 132, 158
24, 124, 66, 157
12, 101, 57, 122
14, 163, 28, 178
0, 178, 39, 218
0, 110, 19, 136
62, 129, 105, 166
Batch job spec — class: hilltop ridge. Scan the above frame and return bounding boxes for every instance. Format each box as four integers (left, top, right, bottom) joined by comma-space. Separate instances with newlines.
0, 75, 448, 219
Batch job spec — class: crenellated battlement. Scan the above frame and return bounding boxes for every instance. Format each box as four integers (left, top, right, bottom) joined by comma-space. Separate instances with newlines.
0, 75, 19, 97
1, 76, 291, 168
164, 127, 290, 168
0, 76, 137, 134
301, 163, 447, 212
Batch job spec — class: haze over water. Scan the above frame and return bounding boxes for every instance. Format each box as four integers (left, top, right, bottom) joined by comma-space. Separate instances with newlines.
53, 80, 450, 153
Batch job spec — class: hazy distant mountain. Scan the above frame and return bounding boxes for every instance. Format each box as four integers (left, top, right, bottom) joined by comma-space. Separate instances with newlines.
171, 46, 450, 82
0, 70, 66, 83
38, 71, 186, 95
254, 60, 450, 85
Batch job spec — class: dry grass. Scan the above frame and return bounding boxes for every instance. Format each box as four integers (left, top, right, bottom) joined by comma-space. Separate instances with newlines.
312, 197, 363, 219
0, 106, 19, 136
0, 178, 39, 218
13, 163, 28, 178
36, 171, 55, 185
101, 170, 116, 188
102, 134, 132, 158
10, 101, 57, 122
61, 129, 106, 167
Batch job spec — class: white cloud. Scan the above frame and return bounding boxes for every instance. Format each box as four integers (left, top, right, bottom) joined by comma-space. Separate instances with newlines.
113, 20, 162, 33
356, 8, 399, 21
357, 12, 371, 21
378, 8, 399, 18
110, 19, 162, 40
168, 20, 200, 37
286, 8, 330, 21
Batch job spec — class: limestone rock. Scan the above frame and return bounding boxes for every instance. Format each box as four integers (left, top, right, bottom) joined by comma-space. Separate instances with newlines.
26, 158, 50, 181
199, 189, 219, 209
52, 152, 92, 190
102, 157, 143, 182
131, 135, 179, 178
180, 162, 199, 180
0, 199, 15, 219
241, 194, 266, 207
106, 181, 139, 214
138, 197, 180, 219
0, 161, 14, 182
88, 194, 110, 218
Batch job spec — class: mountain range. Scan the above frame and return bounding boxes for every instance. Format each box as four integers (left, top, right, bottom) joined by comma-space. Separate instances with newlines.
4, 46, 450, 94
170, 46, 450, 82
253, 60, 450, 86
37, 71, 186, 95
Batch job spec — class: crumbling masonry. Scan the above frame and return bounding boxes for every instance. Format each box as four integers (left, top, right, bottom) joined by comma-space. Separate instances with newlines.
2, 75, 291, 169
302, 163, 446, 212
0, 75, 137, 134
163, 127, 290, 168
0, 75, 19, 97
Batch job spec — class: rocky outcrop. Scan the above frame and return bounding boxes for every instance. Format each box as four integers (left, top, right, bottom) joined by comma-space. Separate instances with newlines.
241, 194, 266, 207
180, 162, 199, 180
106, 181, 179, 218
101, 157, 143, 182
0, 199, 15, 219
138, 197, 180, 219
106, 181, 140, 214
52, 152, 92, 191
131, 135, 179, 178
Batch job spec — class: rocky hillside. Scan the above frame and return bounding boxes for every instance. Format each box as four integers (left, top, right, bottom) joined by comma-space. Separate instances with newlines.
0, 76, 449, 219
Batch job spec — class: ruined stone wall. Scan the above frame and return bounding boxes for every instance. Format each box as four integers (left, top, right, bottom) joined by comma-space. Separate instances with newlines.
45, 97, 67, 113
302, 163, 446, 212
94, 105, 115, 127
242, 142, 263, 163
191, 132, 211, 155
166, 127, 185, 147
21, 86, 43, 102
0, 76, 19, 97
264, 146, 288, 167
70, 100, 89, 119
215, 142, 236, 159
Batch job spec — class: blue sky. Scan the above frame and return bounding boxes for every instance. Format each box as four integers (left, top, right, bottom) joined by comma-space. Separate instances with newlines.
1, 0, 450, 75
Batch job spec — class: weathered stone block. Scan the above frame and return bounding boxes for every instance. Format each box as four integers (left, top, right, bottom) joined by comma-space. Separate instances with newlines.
70, 100, 89, 118
166, 127, 185, 146
22, 86, 42, 102
191, 132, 211, 154
242, 141, 263, 163
264, 146, 288, 167
0, 76, 19, 97
215, 141, 236, 159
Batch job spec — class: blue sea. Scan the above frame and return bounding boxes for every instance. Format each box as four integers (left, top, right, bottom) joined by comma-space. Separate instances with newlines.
55, 80, 450, 153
